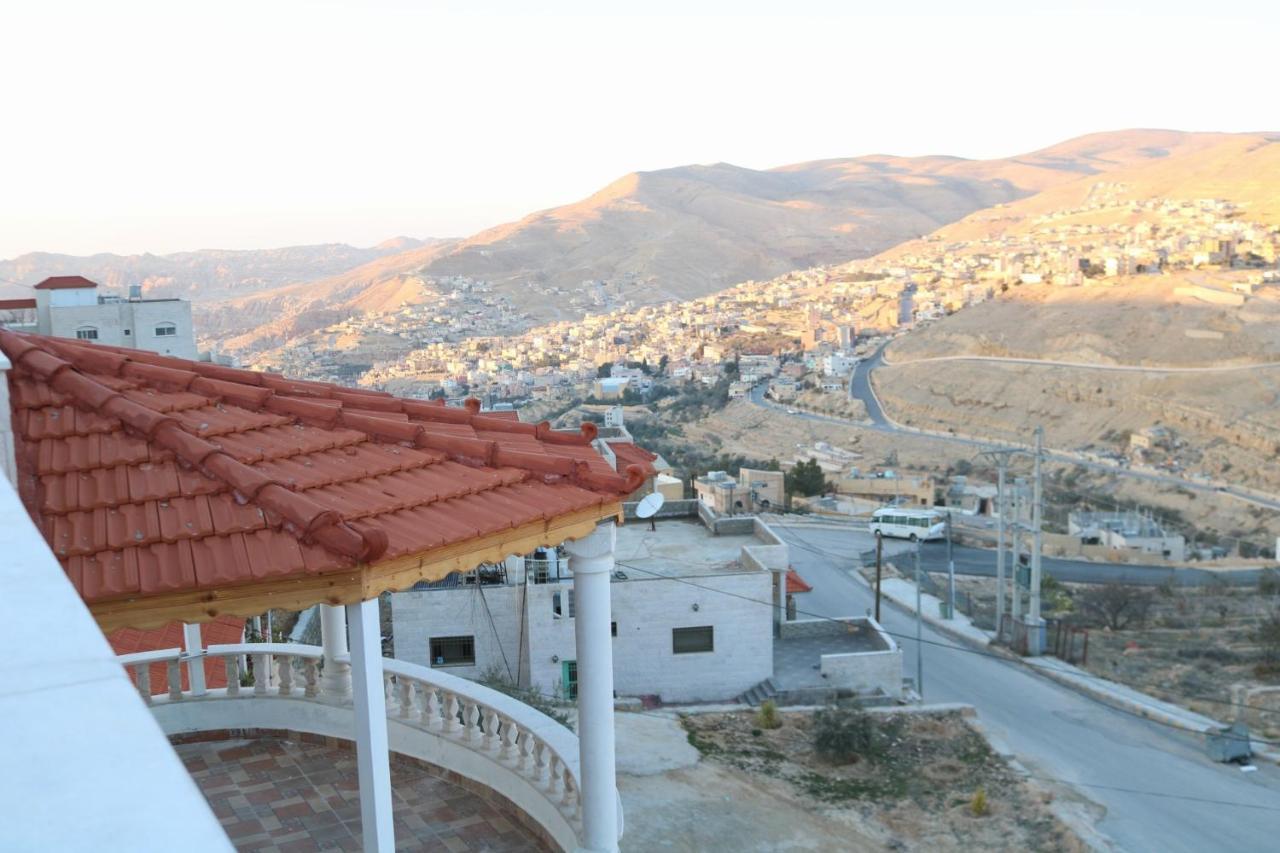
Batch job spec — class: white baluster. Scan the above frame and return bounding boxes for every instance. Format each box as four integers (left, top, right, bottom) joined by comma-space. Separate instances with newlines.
442, 693, 458, 733
533, 741, 549, 786
516, 732, 534, 775
134, 664, 152, 705
482, 708, 499, 752
276, 655, 294, 696
499, 717, 517, 762
253, 653, 268, 695
420, 685, 438, 728
463, 703, 480, 742
398, 678, 413, 719
166, 659, 183, 700
302, 658, 318, 698
547, 755, 563, 797
384, 672, 396, 714
561, 769, 578, 813
225, 656, 241, 697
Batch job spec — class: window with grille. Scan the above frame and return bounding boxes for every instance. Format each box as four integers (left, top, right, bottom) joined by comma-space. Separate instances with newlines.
154, 323, 177, 337
553, 589, 575, 618
429, 635, 475, 666
672, 626, 714, 654
75, 327, 98, 340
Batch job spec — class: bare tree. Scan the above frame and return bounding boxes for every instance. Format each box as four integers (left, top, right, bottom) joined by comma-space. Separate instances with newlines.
1078, 584, 1155, 630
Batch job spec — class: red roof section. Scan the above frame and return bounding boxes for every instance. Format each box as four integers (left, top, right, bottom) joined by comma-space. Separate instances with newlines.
785, 568, 813, 595
1, 331, 654, 608
110, 615, 245, 693
33, 275, 98, 290
606, 439, 658, 473
0, 298, 37, 310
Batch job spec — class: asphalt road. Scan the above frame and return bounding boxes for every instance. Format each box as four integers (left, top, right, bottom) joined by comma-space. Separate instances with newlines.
748, 347, 1280, 513
773, 523, 1280, 853
915, 540, 1261, 587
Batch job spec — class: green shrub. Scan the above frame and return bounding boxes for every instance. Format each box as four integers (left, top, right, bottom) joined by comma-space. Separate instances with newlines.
756, 699, 783, 730
970, 787, 989, 817
811, 703, 902, 765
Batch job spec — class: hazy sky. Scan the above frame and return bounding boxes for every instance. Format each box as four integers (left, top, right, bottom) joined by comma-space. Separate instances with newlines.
2, 0, 1276, 259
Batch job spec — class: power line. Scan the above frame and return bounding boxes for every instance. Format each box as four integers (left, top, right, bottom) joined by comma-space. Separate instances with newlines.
611, 554, 1280, 737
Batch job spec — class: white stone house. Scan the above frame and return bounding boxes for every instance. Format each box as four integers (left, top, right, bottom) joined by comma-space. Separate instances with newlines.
28, 276, 199, 359
392, 522, 776, 704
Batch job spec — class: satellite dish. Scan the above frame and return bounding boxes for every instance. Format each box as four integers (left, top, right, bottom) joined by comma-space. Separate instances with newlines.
636, 492, 666, 519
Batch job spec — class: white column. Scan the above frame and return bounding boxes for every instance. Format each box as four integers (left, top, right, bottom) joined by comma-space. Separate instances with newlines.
319, 604, 352, 699
347, 598, 394, 853
565, 522, 620, 853
182, 623, 206, 696
0, 350, 16, 486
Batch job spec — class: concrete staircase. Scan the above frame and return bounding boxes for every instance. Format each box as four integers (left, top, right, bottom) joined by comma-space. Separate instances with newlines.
737, 677, 779, 707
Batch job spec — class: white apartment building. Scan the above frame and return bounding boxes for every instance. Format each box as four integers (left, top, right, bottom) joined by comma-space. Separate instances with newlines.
8, 276, 200, 359
391, 521, 775, 704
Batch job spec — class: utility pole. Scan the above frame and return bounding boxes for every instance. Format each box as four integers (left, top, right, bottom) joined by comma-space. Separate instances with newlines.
979, 447, 1021, 642
874, 533, 883, 622
945, 511, 955, 620
1010, 478, 1024, 624
1027, 426, 1046, 656
914, 539, 924, 702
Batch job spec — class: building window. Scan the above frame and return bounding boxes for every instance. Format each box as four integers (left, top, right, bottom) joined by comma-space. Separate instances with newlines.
154, 322, 177, 337
562, 660, 578, 701
553, 589, 576, 618
611, 621, 618, 637
74, 327, 98, 340
429, 635, 475, 667
672, 626, 714, 654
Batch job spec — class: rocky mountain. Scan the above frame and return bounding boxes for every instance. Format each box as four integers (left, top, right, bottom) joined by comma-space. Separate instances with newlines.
209, 129, 1239, 353
0, 240, 448, 303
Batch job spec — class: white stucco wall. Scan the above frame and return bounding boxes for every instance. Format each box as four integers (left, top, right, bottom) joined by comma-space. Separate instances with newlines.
392, 570, 775, 704
391, 585, 524, 682
45, 299, 197, 359
820, 649, 903, 696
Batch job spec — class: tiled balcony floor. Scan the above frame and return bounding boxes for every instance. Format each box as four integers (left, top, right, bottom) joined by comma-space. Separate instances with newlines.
175, 736, 546, 852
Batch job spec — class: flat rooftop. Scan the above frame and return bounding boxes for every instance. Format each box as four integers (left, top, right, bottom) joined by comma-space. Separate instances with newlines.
614, 519, 759, 579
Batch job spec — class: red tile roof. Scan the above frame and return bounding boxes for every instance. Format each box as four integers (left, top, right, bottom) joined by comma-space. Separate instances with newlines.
33, 275, 98, 290
1, 331, 653, 613
110, 615, 246, 693
785, 568, 813, 595
606, 439, 658, 473
0, 298, 37, 310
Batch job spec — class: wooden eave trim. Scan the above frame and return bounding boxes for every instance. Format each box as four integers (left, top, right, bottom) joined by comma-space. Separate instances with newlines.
90, 502, 624, 632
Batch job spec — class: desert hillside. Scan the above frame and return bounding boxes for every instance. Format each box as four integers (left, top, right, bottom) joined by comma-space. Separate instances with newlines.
207, 129, 1250, 355
887, 273, 1280, 366
0, 240, 443, 303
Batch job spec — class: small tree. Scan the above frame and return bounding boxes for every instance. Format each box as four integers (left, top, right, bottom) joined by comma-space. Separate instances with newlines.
786, 458, 826, 497
1078, 584, 1154, 630
1255, 611, 1280, 675
756, 699, 782, 730
970, 787, 989, 817
811, 703, 901, 764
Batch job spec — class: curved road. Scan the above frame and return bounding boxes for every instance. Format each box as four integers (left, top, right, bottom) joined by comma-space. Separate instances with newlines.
773, 522, 1280, 853
747, 346, 1280, 512
882, 352, 1280, 374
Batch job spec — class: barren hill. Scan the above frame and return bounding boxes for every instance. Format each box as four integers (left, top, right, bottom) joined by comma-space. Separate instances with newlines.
211, 129, 1240, 354
0, 241, 446, 303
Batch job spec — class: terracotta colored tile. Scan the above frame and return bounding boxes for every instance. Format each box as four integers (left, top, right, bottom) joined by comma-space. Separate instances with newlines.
80, 549, 141, 601
135, 540, 198, 594
243, 529, 307, 580
156, 495, 215, 541
38, 433, 101, 473
99, 433, 152, 467
177, 464, 226, 497
126, 461, 181, 502
120, 388, 210, 413
24, 405, 77, 439
191, 534, 253, 588
48, 510, 106, 557
76, 467, 132, 509
104, 502, 163, 549
208, 494, 268, 534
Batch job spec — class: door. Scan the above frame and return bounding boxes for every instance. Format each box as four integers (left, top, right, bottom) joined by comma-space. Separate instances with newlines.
562, 659, 578, 701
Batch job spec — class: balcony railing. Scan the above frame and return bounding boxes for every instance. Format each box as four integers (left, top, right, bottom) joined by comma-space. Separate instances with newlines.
118, 642, 584, 849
